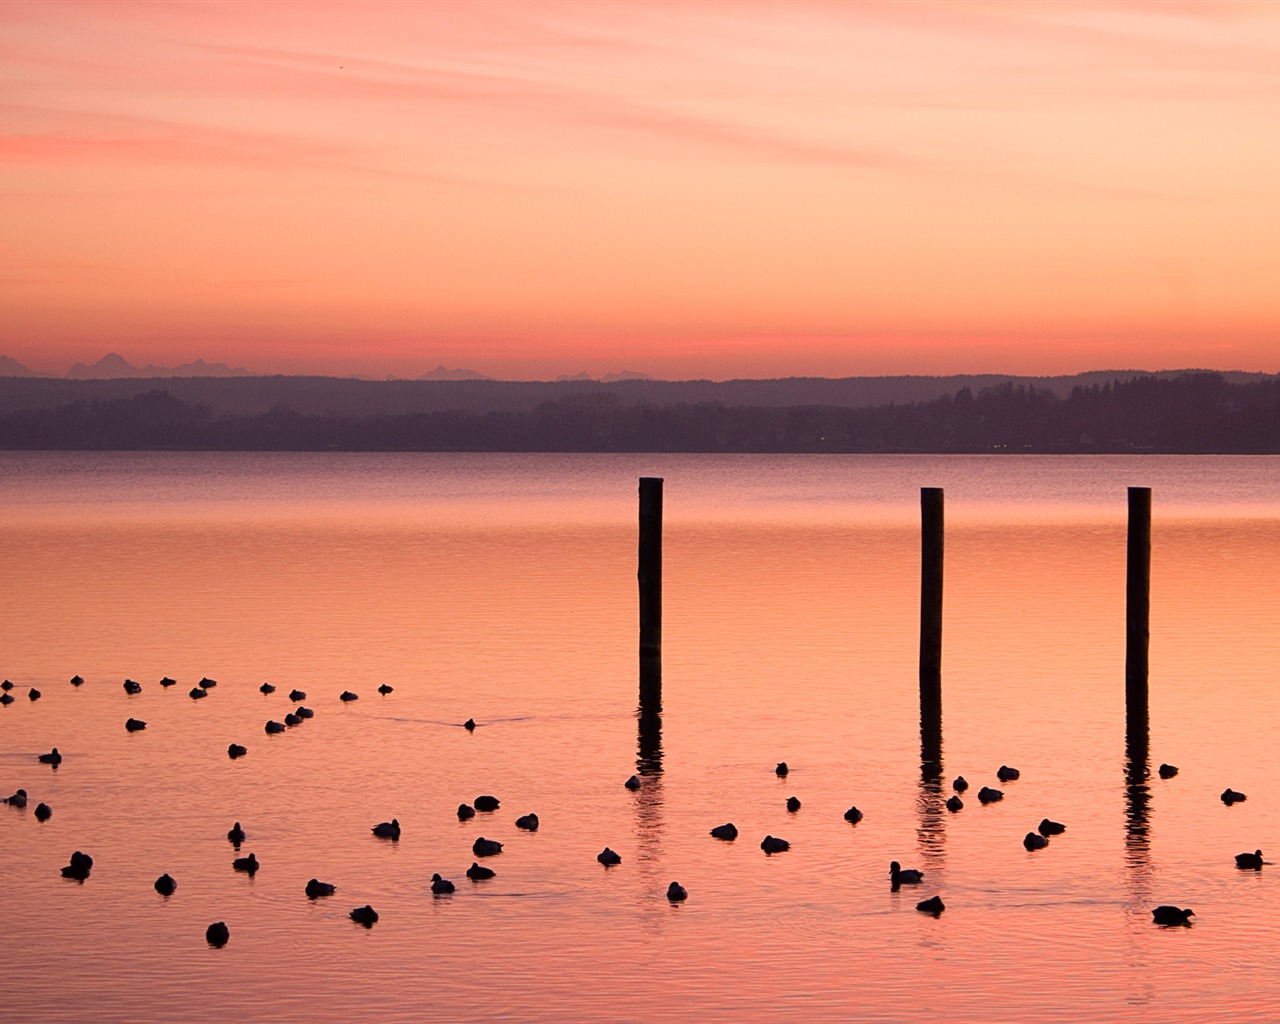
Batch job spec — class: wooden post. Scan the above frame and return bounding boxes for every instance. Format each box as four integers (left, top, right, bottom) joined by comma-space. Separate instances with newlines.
1126, 487, 1151, 702
919, 487, 943, 715
638, 477, 663, 659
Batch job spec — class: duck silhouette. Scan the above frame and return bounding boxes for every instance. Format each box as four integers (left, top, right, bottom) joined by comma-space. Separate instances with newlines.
1152, 905, 1193, 926
464, 718, 476, 731
339, 691, 359, 702
457, 803, 476, 820
1222, 788, 1247, 806
227, 743, 247, 759
1024, 832, 1049, 851
843, 806, 864, 824
515, 813, 539, 831
597, 847, 622, 866
624, 774, 641, 791
38, 748, 62, 765
264, 720, 285, 734
123, 680, 141, 694
188, 687, 207, 700
786, 796, 801, 812
159, 676, 176, 687
154, 873, 177, 896
952, 776, 968, 792
1235, 849, 1264, 870
227, 822, 246, 845
1158, 763, 1178, 779
775, 762, 789, 777
431, 873, 455, 895
709, 823, 738, 841
206, 921, 229, 946
466, 862, 495, 880
890, 861, 923, 888
233, 852, 259, 874
916, 895, 945, 915
61, 851, 92, 881
761, 835, 790, 854
2, 788, 27, 807
474, 795, 500, 812
289, 689, 306, 702
946, 796, 963, 812
1038, 818, 1066, 837
350, 905, 378, 927
296, 706, 314, 719
978, 786, 1003, 804
472, 837, 503, 857
259, 683, 276, 694
371, 818, 400, 840
125, 718, 146, 732
997, 765, 1020, 781
306, 878, 336, 898
666, 881, 687, 902
34, 802, 51, 821
377, 684, 394, 695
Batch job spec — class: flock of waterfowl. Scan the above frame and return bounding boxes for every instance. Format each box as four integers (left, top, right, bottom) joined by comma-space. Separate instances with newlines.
1, 673, 1267, 942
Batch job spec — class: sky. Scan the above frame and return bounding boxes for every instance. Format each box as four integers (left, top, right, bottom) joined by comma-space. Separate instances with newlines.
2, 0, 1279, 380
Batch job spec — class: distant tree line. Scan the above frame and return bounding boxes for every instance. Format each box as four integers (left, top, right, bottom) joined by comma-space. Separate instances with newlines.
0, 373, 1277, 453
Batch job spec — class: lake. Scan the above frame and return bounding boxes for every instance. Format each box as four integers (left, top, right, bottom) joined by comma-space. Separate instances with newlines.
2, 452, 1279, 1023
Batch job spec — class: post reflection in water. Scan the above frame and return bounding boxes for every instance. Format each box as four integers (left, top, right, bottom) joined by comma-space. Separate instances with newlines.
917, 690, 946, 865
1124, 678, 1152, 878
633, 654, 664, 863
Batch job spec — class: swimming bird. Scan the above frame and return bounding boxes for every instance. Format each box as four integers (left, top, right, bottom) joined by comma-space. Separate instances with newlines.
227, 822, 246, 845
339, 690, 358, 702
978, 786, 1003, 804
233, 852, 259, 874
786, 796, 801, 812
227, 743, 247, 759
946, 795, 963, 812
61, 851, 92, 881
259, 683, 276, 694
3, 789, 27, 807
1235, 849, 1264, 870
1159, 763, 1179, 779
515, 813, 539, 831
296, 706, 314, 719
371, 818, 400, 840
666, 881, 687, 902
466, 862, 495, 880
431, 873, 455, 895
890, 861, 923, 887
1152, 905, 1193, 926
123, 679, 142, 694
916, 895, 945, 915
1038, 818, 1066, 836
188, 687, 207, 700
0, 680, 11, 690
264, 720, 285, 734
597, 847, 622, 866
624, 774, 641, 791
0, 693, 13, 705
306, 878, 336, 898
952, 776, 968, 793
34, 802, 52, 821
997, 765, 1020, 782
284, 713, 301, 727
350, 905, 378, 927
709, 823, 738, 841
472, 837, 503, 857
457, 803, 475, 820
28, 688, 41, 701
38, 747, 62, 765
206, 921, 229, 946
154, 873, 177, 896
761, 835, 790, 854
70, 675, 84, 686
1222, 788, 1247, 805
843, 806, 864, 824
1024, 831, 1049, 850
289, 689, 306, 702
159, 677, 176, 687
474, 795, 500, 812
377, 684, 393, 695
199, 677, 217, 689
125, 718, 146, 732
775, 762, 789, 777
464, 718, 476, 731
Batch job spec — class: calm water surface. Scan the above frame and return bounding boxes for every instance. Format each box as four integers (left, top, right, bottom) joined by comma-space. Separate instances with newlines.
2, 453, 1279, 1023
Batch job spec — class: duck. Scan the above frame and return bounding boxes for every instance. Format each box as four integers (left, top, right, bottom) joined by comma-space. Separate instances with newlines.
2, 788, 27, 807
289, 689, 307, 702
786, 796, 801, 812
1158, 763, 1179, 779
1235, 849, 1264, 870
1152, 905, 1194, 926
457, 803, 476, 821
666, 881, 687, 902
466, 862, 495, 880
0, 680, 11, 690
339, 691, 359, 702
515, 813, 539, 831
198, 677, 217, 689
709, 823, 738, 841
843, 806, 864, 824
154, 873, 177, 896
28, 688, 41, 701
597, 847, 622, 866
159, 677, 176, 687
227, 743, 247, 759
125, 718, 146, 732
38, 748, 62, 765
295, 706, 314, 719
259, 683, 276, 694
349, 905, 378, 927
463, 718, 476, 731
1038, 818, 1066, 837
123, 679, 142, 694
775, 762, 789, 777
284, 713, 301, 727
1023, 831, 1049, 850
371, 818, 401, 840
70, 675, 84, 686
264, 720, 285, 734
34, 802, 52, 821
306, 878, 336, 898
227, 822, 246, 845
0, 693, 13, 705
188, 687, 207, 700
232, 852, 259, 874
61, 851, 92, 881
890, 861, 923, 887
472, 837, 503, 857
377, 684, 393, 695
978, 786, 1003, 804
760, 835, 790, 854
916, 895, 945, 915
206, 921, 230, 946
1222, 788, 1247, 806
952, 776, 969, 793
430, 873, 455, 895
624, 774, 641, 791
474, 795, 500, 812
945, 796, 963, 812
997, 765, 1020, 782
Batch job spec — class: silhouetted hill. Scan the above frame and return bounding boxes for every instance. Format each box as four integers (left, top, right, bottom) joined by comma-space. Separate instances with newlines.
65, 353, 251, 378
0, 355, 43, 377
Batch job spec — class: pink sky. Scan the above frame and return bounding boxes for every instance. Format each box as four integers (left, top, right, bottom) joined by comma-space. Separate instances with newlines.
3, 0, 1278, 379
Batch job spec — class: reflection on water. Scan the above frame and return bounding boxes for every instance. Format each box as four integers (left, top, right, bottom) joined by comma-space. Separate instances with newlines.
3, 452, 1280, 1024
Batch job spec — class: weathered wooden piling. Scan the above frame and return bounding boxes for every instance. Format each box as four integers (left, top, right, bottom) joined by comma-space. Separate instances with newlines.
919, 487, 944, 714
638, 477, 663, 659
1126, 487, 1151, 702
